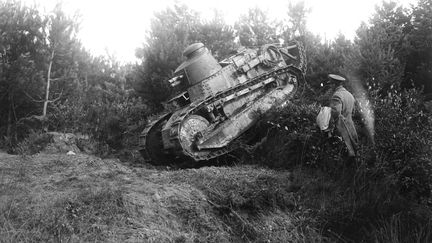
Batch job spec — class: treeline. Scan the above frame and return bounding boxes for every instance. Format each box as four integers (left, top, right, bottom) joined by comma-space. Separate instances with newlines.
0, 0, 431, 152
0, 1, 146, 151
135, 0, 432, 104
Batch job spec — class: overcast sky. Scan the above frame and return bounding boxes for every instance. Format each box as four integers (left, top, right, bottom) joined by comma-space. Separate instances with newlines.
24, 0, 416, 63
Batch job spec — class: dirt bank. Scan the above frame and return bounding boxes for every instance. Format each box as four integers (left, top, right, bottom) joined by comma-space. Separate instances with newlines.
0, 152, 318, 242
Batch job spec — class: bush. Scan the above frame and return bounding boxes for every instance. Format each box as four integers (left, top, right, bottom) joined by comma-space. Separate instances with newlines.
12, 131, 52, 155
49, 92, 150, 154
255, 88, 432, 199
252, 102, 346, 171
373, 88, 432, 199
250, 88, 432, 241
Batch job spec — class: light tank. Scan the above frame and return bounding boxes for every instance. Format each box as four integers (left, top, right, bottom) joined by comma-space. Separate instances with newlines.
139, 41, 307, 165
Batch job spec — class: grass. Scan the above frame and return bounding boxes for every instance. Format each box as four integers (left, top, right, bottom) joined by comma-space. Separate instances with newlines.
2, 152, 320, 243
166, 166, 326, 242
0, 157, 328, 243
0, 185, 128, 242
370, 214, 432, 243
286, 162, 432, 242
0, 153, 133, 243
1, 153, 430, 243
2, 152, 429, 243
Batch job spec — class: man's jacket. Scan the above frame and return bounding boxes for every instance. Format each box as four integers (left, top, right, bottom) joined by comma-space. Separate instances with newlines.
330, 86, 359, 156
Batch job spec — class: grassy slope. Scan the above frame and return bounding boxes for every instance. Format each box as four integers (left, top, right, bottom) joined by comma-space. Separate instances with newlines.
2, 136, 431, 242
0, 152, 324, 243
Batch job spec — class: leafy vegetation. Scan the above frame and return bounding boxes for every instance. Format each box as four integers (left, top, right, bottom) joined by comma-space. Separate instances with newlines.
255, 88, 432, 241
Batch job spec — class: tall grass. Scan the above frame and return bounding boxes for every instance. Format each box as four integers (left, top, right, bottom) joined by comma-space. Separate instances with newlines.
0, 186, 128, 242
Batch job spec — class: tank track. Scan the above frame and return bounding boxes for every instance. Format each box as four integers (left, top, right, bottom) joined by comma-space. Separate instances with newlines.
166, 65, 304, 162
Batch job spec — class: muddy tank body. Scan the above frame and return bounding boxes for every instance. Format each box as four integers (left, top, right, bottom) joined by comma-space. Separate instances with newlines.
139, 41, 306, 165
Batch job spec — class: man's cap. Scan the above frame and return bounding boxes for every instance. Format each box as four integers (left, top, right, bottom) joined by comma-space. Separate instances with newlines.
328, 74, 346, 82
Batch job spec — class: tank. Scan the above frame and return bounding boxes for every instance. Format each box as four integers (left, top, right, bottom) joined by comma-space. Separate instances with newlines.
139, 41, 307, 165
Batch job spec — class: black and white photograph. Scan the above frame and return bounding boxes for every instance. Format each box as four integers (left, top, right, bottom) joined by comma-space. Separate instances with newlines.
0, 0, 431, 242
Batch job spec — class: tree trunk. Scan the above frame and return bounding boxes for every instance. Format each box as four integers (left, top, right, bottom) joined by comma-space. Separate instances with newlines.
6, 94, 17, 145
43, 49, 55, 117
6, 95, 12, 140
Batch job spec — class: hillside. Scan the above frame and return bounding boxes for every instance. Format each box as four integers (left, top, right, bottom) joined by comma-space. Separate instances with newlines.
0, 151, 324, 242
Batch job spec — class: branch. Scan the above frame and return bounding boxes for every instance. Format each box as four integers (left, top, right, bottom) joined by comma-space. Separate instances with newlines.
50, 77, 69, 82
23, 90, 44, 103
47, 90, 63, 103
16, 114, 48, 125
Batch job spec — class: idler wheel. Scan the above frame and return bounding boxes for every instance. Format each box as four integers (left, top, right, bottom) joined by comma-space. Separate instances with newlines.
179, 115, 210, 155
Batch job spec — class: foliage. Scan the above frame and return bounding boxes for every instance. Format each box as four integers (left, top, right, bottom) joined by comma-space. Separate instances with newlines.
283, 1, 310, 39
354, 22, 405, 91
49, 93, 149, 151
352, 0, 432, 94
11, 131, 52, 155
305, 34, 356, 91
250, 86, 432, 241
195, 11, 237, 60
45, 56, 150, 152
0, 1, 47, 141
133, 4, 201, 110
373, 88, 432, 199
252, 103, 322, 168
234, 7, 279, 47
0, 1, 151, 152
43, 3, 81, 103
405, 0, 432, 93
133, 4, 237, 111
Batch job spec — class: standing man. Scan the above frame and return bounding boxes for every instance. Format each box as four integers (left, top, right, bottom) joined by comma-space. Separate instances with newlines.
327, 74, 359, 157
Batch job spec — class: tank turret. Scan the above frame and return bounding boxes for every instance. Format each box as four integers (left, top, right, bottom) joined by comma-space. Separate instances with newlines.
175, 43, 222, 86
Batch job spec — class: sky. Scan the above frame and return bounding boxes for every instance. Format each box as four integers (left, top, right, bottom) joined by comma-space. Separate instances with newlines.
24, 0, 417, 63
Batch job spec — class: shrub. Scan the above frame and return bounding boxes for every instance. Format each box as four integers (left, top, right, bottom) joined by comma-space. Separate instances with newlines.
252, 102, 346, 171
49, 93, 150, 153
12, 131, 52, 155
372, 88, 432, 199
250, 88, 432, 241
255, 88, 432, 199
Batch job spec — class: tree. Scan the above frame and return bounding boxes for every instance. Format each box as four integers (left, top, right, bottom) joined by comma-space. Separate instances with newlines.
0, 1, 106, 142
404, 0, 432, 93
133, 4, 202, 110
234, 7, 279, 47
354, 1, 411, 91
195, 11, 237, 60
305, 33, 356, 89
38, 3, 81, 118
0, 1, 46, 140
282, 1, 310, 41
